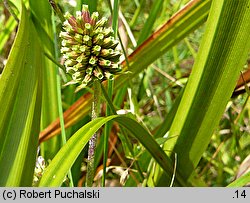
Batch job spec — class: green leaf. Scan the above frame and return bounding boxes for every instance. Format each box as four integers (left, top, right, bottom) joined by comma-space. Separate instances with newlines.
0, 16, 17, 54
137, 0, 164, 46
39, 0, 212, 139
29, 0, 61, 159
227, 171, 250, 187
39, 115, 183, 187
82, 0, 98, 13
115, 0, 211, 89
0, 4, 42, 186
162, 0, 250, 182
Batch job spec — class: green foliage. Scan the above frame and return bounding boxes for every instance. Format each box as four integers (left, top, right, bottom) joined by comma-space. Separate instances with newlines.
0, 5, 42, 186
29, 0, 61, 160
0, 0, 250, 187
227, 171, 250, 187
39, 115, 185, 186
160, 0, 250, 183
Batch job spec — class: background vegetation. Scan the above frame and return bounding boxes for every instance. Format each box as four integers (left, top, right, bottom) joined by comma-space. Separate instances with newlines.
0, 0, 250, 187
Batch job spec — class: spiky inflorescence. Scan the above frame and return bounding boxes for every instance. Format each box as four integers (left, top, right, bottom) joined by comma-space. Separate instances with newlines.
60, 5, 122, 92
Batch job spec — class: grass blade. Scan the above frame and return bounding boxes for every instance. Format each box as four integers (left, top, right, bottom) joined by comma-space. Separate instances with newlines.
227, 171, 250, 187
0, 16, 17, 54
162, 0, 250, 182
39, 0, 212, 141
116, 0, 211, 88
39, 115, 184, 187
137, 0, 164, 46
102, 0, 120, 186
29, 0, 61, 159
0, 4, 42, 186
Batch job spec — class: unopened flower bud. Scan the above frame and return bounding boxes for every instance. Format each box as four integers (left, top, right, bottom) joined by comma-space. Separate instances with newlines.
60, 4, 122, 91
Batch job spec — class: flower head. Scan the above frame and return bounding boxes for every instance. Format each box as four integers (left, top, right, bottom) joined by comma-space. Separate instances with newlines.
60, 5, 122, 92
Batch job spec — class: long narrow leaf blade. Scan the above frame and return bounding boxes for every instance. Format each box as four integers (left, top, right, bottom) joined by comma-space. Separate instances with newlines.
29, 0, 61, 159
137, 0, 164, 46
0, 16, 17, 53
116, 0, 211, 88
0, 5, 42, 186
39, 0, 212, 141
227, 171, 250, 187
39, 115, 181, 187
163, 0, 250, 181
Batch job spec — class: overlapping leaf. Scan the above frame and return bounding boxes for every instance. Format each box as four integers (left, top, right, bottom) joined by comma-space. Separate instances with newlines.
0, 5, 42, 186
159, 0, 250, 184
39, 115, 187, 186
39, 0, 212, 141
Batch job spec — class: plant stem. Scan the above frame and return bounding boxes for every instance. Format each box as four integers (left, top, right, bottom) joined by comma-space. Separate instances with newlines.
52, 11, 74, 187
86, 80, 101, 187
102, 80, 113, 187
102, 0, 119, 187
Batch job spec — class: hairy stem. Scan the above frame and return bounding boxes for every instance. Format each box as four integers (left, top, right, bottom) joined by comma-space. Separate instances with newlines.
86, 80, 101, 187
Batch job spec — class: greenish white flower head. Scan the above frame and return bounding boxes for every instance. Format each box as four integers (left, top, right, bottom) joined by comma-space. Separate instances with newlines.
60, 5, 122, 92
